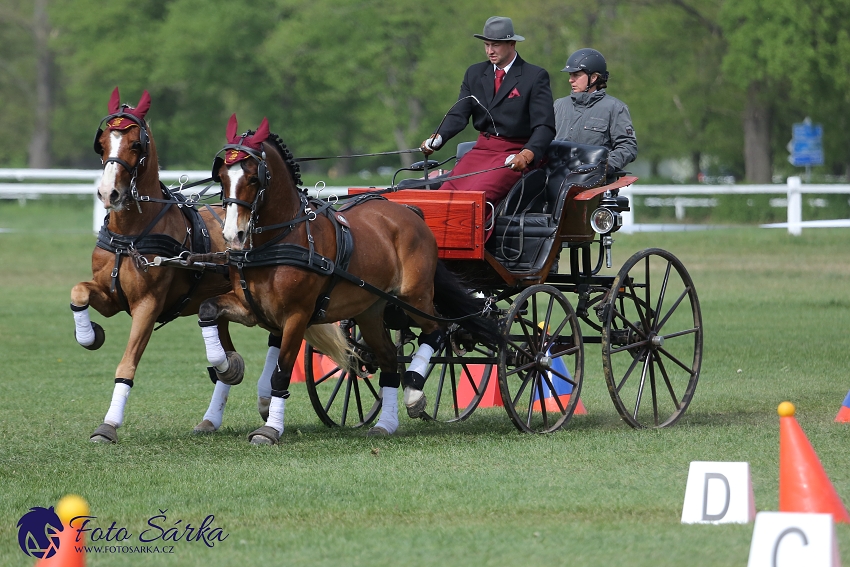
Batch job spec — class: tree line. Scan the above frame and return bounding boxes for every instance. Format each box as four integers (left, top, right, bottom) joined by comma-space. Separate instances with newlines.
3, 0, 850, 183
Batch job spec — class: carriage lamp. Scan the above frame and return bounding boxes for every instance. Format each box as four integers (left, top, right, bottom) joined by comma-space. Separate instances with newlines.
590, 207, 616, 234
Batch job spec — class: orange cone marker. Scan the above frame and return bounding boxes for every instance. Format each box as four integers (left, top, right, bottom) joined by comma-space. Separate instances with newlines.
834, 390, 850, 423
36, 494, 88, 566
778, 402, 850, 523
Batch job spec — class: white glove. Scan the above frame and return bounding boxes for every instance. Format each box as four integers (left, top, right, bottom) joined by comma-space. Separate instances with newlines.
504, 154, 516, 166
421, 134, 443, 155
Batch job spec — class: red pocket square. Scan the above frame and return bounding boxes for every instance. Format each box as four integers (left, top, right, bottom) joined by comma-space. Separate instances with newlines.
508, 88, 521, 98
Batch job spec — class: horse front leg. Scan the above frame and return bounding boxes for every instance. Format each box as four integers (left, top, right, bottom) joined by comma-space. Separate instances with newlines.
89, 295, 164, 444
70, 280, 119, 350
194, 293, 255, 433
248, 313, 311, 445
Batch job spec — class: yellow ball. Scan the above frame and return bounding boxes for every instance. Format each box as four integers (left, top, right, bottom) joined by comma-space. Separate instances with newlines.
777, 401, 796, 417
55, 494, 90, 524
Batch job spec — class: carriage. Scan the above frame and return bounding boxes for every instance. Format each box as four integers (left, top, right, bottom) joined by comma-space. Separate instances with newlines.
303, 139, 704, 434
78, 92, 701, 442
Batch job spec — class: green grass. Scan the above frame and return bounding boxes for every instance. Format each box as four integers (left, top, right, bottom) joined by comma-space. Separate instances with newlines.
1, 197, 849, 566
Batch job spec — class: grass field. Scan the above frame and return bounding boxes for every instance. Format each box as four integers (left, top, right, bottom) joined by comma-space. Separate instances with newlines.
1, 196, 849, 566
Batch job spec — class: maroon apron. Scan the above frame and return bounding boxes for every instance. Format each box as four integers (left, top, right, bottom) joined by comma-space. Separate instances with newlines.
439, 133, 527, 204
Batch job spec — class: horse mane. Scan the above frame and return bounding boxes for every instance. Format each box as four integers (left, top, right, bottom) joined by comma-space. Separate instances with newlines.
266, 132, 304, 193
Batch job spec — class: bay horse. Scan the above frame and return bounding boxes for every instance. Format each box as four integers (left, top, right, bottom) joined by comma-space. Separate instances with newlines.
70, 89, 349, 443
198, 116, 500, 444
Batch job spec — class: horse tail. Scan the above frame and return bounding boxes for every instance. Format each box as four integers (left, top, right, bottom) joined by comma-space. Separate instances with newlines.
432, 261, 503, 348
304, 323, 354, 373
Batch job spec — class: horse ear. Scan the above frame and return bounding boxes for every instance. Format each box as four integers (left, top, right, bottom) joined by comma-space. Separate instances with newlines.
226, 114, 239, 142
108, 87, 121, 114
254, 117, 270, 143
134, 90, 151, 119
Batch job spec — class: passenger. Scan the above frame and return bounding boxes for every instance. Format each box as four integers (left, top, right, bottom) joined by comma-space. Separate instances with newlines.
553, 48, 637, 175
420, 16, 555, 206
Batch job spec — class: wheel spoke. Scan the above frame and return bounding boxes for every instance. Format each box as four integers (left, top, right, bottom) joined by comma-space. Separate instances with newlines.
460, 362, 481, 396
661, 327, 699, 341
654, 355, 682, 410
512, 368, 533, 406
449, 360, 460, 419
649, 354, 659, 426
351, 374, 365, 423
616, 350, 644, 392
655, 287, 690, 333
340, 373, 353, 425
625, 278, 652, 334
506, 358, 537, 377
611, 305, 650, 341
632, 356, 650, 421
536, 373, 549, 429
652, 261, 673, 333
543, 313, 572, 353
323, 371, 347, 412
540, 371, 568, 414
432, 354, 448, 417
657, 345, 696, 374
610, 338, 650, 356
548, 362, 578, 387
506, 336, 535, 360
314, 364, 341, 387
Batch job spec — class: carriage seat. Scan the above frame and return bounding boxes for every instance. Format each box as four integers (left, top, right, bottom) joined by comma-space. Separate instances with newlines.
486, 140, 609, 273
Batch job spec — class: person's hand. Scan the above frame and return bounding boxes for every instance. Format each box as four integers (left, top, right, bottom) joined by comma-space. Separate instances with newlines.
507, 149, 534, 171
420, 134, 443, 156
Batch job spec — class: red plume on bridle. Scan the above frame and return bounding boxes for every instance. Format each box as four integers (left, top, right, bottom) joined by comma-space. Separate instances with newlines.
105, 87, 151, 131
223, 114, 270, 165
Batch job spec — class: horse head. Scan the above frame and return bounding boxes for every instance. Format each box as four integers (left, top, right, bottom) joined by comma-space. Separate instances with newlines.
94, 87, 154, 211
215, 114, 274, 249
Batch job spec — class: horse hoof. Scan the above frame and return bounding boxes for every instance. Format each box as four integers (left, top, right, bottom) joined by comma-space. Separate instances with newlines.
216, 351, 244, 385
258, 397, 271, 421
248, 425, 280, 445
90, 423, 117, 443
366, 425, 390, 436
81, 322, 106, 351
405, 395, 428, 419
193, 419, 217, 434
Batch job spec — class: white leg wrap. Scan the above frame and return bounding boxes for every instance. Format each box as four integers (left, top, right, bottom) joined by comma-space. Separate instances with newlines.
104, 382, 131, 428
73, 307, 95, 346
374, 387, 399, 434
266, 396, 285, 435
201, 325, 229, 371
408, 343, 434, 377
202, 380, 231, 430
257, 346, 280, 399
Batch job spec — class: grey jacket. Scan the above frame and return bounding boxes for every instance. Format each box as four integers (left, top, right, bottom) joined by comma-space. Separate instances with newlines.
553, 90, 637, 171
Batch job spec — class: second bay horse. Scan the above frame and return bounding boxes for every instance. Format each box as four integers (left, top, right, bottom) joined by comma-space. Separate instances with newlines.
199, 116, 500, 444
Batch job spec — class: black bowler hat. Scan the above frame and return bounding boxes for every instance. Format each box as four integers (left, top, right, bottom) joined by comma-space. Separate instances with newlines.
473, 16, 525, 42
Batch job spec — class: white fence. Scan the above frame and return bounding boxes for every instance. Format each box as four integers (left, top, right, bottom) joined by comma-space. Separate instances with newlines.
2, 170, 848, 236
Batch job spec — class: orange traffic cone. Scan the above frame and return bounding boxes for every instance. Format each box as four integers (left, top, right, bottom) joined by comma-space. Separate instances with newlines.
36, 495, 88, 566
778, 401, 850, 523
835, 390, 850, 423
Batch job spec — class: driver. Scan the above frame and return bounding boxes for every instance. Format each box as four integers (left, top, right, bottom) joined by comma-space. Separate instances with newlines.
553, 48, 637, 174
420, 16, 555, 205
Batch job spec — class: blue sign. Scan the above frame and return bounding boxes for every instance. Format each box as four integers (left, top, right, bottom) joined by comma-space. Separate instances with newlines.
788, 120, 823, 167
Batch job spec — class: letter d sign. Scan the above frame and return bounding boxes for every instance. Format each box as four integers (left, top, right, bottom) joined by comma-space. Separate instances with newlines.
681, 461, 756, 524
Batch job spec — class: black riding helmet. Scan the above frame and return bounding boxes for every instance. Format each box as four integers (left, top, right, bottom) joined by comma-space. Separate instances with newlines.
562, 48, 609, 82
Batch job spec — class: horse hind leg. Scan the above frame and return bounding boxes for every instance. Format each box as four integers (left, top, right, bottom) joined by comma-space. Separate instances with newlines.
401, 326, 445, 419
355, 309, 403, 436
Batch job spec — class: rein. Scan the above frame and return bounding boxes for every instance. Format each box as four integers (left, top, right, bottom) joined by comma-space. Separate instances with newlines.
294, 148, 422, 162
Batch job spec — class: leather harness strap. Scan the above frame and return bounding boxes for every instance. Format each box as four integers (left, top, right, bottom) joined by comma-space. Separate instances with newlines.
96, 183, 214, 326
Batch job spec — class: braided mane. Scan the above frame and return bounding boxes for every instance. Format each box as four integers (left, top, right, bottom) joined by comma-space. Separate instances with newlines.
267, 132, 303, 192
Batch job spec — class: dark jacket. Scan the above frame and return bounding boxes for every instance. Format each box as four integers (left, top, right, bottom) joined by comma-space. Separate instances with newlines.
554, 89, 637, 171
437, 54, 556, 163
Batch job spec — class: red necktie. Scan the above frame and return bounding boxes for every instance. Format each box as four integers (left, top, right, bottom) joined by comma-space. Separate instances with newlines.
495, 69, 506, 93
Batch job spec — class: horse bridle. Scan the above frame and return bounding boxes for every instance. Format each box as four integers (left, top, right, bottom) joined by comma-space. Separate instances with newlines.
93, 110, 151, 210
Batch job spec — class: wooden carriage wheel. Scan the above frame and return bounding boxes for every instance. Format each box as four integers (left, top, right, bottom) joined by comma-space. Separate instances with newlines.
600, 248, 703, 428
498, 284, 585, 433
304, 320, 381, 428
